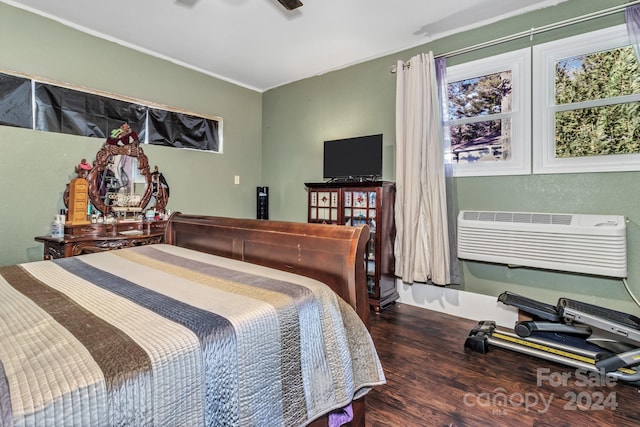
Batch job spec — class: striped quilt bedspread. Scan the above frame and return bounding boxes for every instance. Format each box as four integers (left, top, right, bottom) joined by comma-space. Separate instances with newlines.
0, 244, 385, 426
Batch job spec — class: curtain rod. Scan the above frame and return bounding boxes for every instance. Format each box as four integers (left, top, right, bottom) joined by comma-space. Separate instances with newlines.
391, 0, 640, 72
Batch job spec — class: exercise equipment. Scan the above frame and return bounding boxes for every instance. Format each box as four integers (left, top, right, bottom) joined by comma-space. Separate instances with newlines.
465, 291, 640, 383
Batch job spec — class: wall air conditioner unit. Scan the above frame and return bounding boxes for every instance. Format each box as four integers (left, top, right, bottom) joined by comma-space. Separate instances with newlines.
457, 211, 627, 278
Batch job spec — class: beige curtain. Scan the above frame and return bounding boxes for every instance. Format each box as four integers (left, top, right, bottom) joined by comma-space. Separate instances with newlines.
394, 52, 451, 285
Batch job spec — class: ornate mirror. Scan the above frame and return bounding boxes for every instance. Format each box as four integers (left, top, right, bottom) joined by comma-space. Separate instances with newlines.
64, 124, 169, 217
87, 142, 153, 215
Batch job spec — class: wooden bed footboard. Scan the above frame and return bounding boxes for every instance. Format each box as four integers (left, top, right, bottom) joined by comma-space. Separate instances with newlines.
164, 213, 371, 328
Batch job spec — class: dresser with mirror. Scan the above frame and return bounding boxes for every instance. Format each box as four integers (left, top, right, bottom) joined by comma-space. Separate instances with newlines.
35, 125, 170, 259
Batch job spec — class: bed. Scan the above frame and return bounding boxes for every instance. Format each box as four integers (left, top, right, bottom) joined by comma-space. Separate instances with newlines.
1, 213, 385, 426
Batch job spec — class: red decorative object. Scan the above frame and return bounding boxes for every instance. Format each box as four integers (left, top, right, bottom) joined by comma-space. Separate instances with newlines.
106, 123, 139, 146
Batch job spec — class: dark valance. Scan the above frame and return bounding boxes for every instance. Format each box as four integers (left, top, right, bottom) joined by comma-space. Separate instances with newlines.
34, 83, 147, 140
148, 109, 220, 151
0, 73, 32, 128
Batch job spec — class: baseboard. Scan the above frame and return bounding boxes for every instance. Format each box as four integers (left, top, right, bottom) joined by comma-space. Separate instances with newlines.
396, 280, 518, 328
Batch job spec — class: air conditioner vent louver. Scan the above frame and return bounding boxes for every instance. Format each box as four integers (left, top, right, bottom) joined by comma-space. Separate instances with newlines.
457, 210, 627, 278
462, 210, 573, 225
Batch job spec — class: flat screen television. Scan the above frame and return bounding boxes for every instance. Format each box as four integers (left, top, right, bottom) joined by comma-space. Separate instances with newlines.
323, 134, 382, 180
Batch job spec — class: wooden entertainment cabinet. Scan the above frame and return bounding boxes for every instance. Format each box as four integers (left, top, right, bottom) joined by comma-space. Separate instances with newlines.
305, 181, 398, 312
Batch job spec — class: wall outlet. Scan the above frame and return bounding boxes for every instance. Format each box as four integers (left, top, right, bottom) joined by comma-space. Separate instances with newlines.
234, 175, 240, 185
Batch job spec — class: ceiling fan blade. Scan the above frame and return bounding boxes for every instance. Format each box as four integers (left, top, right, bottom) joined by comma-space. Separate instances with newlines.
277, 0, 303, 10
175, 0, 199, 7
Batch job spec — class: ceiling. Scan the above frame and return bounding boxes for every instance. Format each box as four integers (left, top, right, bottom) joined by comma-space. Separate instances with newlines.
4, 0, 568, 92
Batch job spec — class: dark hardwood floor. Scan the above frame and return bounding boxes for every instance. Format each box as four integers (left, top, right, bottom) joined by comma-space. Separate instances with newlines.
365, 303, 640, 427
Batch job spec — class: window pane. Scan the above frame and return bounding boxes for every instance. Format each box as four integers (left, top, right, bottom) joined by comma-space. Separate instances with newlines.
449, 118, 511, 163
447, 71, 512, 120
34, 83, 146, 139
555, 102, 640, 157
0, 72, 32, 128
555, 46, 640, 105
148, 108, 220, 151
445, 48, 530, 176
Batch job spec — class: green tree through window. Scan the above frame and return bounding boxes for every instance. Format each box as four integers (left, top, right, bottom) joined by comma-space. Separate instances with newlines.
554, 46, 640, 158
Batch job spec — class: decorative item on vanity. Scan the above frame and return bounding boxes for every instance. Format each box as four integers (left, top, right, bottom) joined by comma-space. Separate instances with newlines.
75, 158, 92, 177
151, 165, 170, 212
66, 176, 91, 225
50, 214, 65, 238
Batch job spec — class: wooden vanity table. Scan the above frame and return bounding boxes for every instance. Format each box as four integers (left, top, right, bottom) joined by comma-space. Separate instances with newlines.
35, 221, 167, 259
36, 124, 170, 260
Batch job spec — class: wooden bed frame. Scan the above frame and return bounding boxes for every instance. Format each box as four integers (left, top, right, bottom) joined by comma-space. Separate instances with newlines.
164, 213, 371, 426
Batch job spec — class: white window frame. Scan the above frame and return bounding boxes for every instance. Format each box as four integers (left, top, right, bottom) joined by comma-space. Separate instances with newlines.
533, 24, 640, 174
444, 48, 531, 177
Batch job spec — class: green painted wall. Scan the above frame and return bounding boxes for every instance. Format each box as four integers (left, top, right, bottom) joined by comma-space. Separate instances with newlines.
262, 0, 640, 313
0, 3, 262, 266
2, 0, 639, 315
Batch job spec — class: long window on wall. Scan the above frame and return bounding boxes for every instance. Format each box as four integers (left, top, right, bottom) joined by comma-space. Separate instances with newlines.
0, 72, 222, 152
35, 83, 147, 140
0, 73, 32, 128
444, 48, 531, 177
148, 108, 220, 151
533, 24, 640, 174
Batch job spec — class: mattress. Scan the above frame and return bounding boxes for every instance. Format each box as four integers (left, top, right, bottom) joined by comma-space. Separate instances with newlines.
0, 244, 385, 426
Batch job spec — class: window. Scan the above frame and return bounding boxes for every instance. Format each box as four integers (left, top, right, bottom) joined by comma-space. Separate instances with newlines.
148, 108, 220, 151
533, 24, 640, 173
444, 48, 531, 177
0, 71, 222, 152
35, 83, 146, 139
0, 73, 32, 128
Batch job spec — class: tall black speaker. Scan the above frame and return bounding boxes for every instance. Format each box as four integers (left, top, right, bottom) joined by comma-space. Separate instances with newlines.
257, 186, 269, 220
